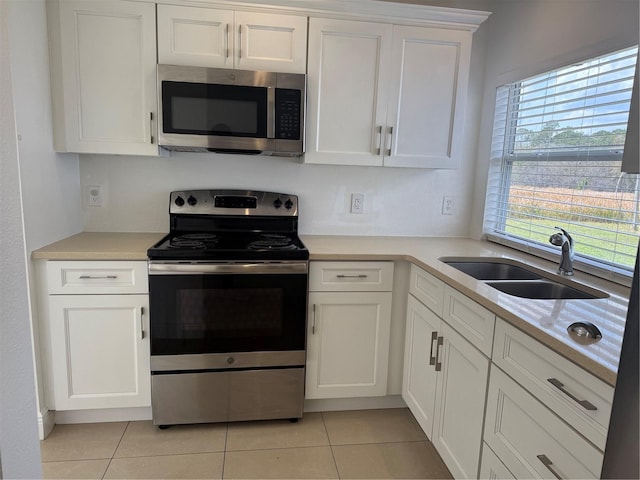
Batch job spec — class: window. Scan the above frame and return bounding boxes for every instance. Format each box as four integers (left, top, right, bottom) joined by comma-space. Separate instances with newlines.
484, 46, 639, 279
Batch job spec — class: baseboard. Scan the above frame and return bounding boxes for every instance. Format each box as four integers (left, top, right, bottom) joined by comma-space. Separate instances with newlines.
47, 397, 406, 427
304, 394, 406, 413
38, 408, 56, 440
54, 407, 152, 424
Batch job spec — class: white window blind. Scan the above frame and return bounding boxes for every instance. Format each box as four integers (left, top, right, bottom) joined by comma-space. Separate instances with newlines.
485, 46, 639, 275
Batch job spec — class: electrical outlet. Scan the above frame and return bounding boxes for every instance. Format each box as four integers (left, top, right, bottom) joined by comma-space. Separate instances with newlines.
351, 193, 364, 214
87, 185, 103, 207
442, 196, 455, 215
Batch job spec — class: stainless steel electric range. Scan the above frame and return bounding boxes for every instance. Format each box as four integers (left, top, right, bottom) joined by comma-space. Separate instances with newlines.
147, 189, 309, 427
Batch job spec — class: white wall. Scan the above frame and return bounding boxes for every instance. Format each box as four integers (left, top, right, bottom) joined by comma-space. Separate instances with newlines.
6, 0, 83, 438
80, 13, 489, 236
470, 0, 640, 239
0, 0, 44, 476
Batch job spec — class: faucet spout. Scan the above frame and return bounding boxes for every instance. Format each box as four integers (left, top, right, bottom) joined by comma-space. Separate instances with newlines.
549, 227, 574, 276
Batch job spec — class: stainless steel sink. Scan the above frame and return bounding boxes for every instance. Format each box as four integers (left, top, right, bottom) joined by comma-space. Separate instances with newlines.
440, 257, 609, 300
442, 260, 542, 280
485, 280, 607, 300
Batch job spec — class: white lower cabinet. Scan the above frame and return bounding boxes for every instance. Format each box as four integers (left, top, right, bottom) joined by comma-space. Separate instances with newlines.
306, 291, 392, 399
49, 294, 150, 410
432, 322, 489, 479
40, 260, 151, 412
306, 262, 393, 399
403, 266, 491, 479
402, 295, 439, 434
484, 368, 603, 480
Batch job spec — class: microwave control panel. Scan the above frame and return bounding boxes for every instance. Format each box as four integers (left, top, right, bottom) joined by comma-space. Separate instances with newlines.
275, 89, 301, 140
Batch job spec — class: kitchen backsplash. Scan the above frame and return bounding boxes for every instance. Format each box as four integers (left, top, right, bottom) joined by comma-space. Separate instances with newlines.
80, 152, 476, 236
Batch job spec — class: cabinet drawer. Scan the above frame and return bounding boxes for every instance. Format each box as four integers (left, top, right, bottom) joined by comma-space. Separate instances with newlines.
46, 261, 148, 294
409, 265, 445, 317
484, 368, 603, 479
442, 286, 495, 357
309, 261, 394, 292
493, 319, 613, 450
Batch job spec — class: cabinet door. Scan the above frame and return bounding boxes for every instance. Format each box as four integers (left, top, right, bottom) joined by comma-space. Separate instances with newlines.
432, 322, 489, 479
157, 5, 233, 68
480, 443, 516, 480
49, 295, 150, 410
484, 368, 603, 480
54, 0, 157, 155
306, 291, 392, 398
402, 294, 440, 438
305, 18, 392, 166
234, 11, 307, 74
384, 26, 471, 169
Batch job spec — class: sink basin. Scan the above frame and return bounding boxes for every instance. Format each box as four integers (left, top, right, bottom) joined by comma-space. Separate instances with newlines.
485, 280, 608, 300
443, 260, 542, 280
439, 257, 609, 300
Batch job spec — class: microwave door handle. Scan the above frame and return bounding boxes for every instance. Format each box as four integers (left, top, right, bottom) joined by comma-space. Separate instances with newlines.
267, 86, 275, 139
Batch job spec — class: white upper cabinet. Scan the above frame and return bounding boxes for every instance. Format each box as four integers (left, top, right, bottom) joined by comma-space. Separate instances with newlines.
157, 5, 307, 74
306, 18, 393, 166
157, 5, 234, 69
48, 0, 158, 156
384, 26, 471, 169
306, 18, 472, 168
234, 11, 307, 73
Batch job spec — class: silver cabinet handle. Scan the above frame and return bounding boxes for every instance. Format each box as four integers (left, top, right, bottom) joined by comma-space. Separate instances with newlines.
547, 378, 597, 411
336, 274, 368, 279
140, 306, 145, 340
225, 23, 229, 59
79, 275, 118, 279
385, 125, 393, 156
312, 304, 316, 335
537, 454, 563, 480
375, 125, 383, 155
429, 331, 438, 365
238, 24, 242, 59
149, 112, 154, 144
435, 336, 444, 371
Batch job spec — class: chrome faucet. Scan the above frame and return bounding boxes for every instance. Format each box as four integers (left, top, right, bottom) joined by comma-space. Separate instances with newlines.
549, 227, 574, 276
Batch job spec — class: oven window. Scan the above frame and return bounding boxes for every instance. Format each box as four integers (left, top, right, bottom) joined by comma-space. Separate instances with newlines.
149, 273, 307, 355
178, 288, 283, 337
162, 81, 267, 137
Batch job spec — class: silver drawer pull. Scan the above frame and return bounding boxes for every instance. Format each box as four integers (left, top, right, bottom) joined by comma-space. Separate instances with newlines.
537, 454, 563, 480
79, 275, 118, 280
429, 331, 438, 365
336, 274, 368, 279
435, 336, 444, 372
312, 304, 317, 335
547, 378, 597, 411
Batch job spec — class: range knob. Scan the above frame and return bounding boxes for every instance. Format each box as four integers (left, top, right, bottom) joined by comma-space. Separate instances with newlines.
273, 198, 283, 209
284, 199, 294, 210
187, 195, 198, 206
174, 196, 185, 207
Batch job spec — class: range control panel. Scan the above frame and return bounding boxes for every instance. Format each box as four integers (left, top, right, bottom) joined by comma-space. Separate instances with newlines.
170, 189, 298, 217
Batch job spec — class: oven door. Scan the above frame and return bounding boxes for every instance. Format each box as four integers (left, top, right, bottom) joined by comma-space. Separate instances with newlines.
148, 262, 308, 357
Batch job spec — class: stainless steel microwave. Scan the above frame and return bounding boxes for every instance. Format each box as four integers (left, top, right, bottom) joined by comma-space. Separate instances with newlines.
157, 65, 305, 156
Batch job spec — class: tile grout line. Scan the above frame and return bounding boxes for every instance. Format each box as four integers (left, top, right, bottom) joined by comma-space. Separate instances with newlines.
320, 412, 341, 480
101, 421, 130, 479
221, 421, 229, 479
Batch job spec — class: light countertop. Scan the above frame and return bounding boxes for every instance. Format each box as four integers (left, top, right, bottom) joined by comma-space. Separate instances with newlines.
31, 232, 165, 261
32, 232, 631, 386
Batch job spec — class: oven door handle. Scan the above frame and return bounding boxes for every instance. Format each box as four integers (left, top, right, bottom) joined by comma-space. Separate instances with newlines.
148, 262, 308, 275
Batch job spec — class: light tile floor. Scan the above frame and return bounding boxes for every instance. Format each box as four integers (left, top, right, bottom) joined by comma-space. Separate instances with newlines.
41, 408, 453, 479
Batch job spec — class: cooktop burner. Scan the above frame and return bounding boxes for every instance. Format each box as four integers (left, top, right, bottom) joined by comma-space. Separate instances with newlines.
147, 189, 309, 261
